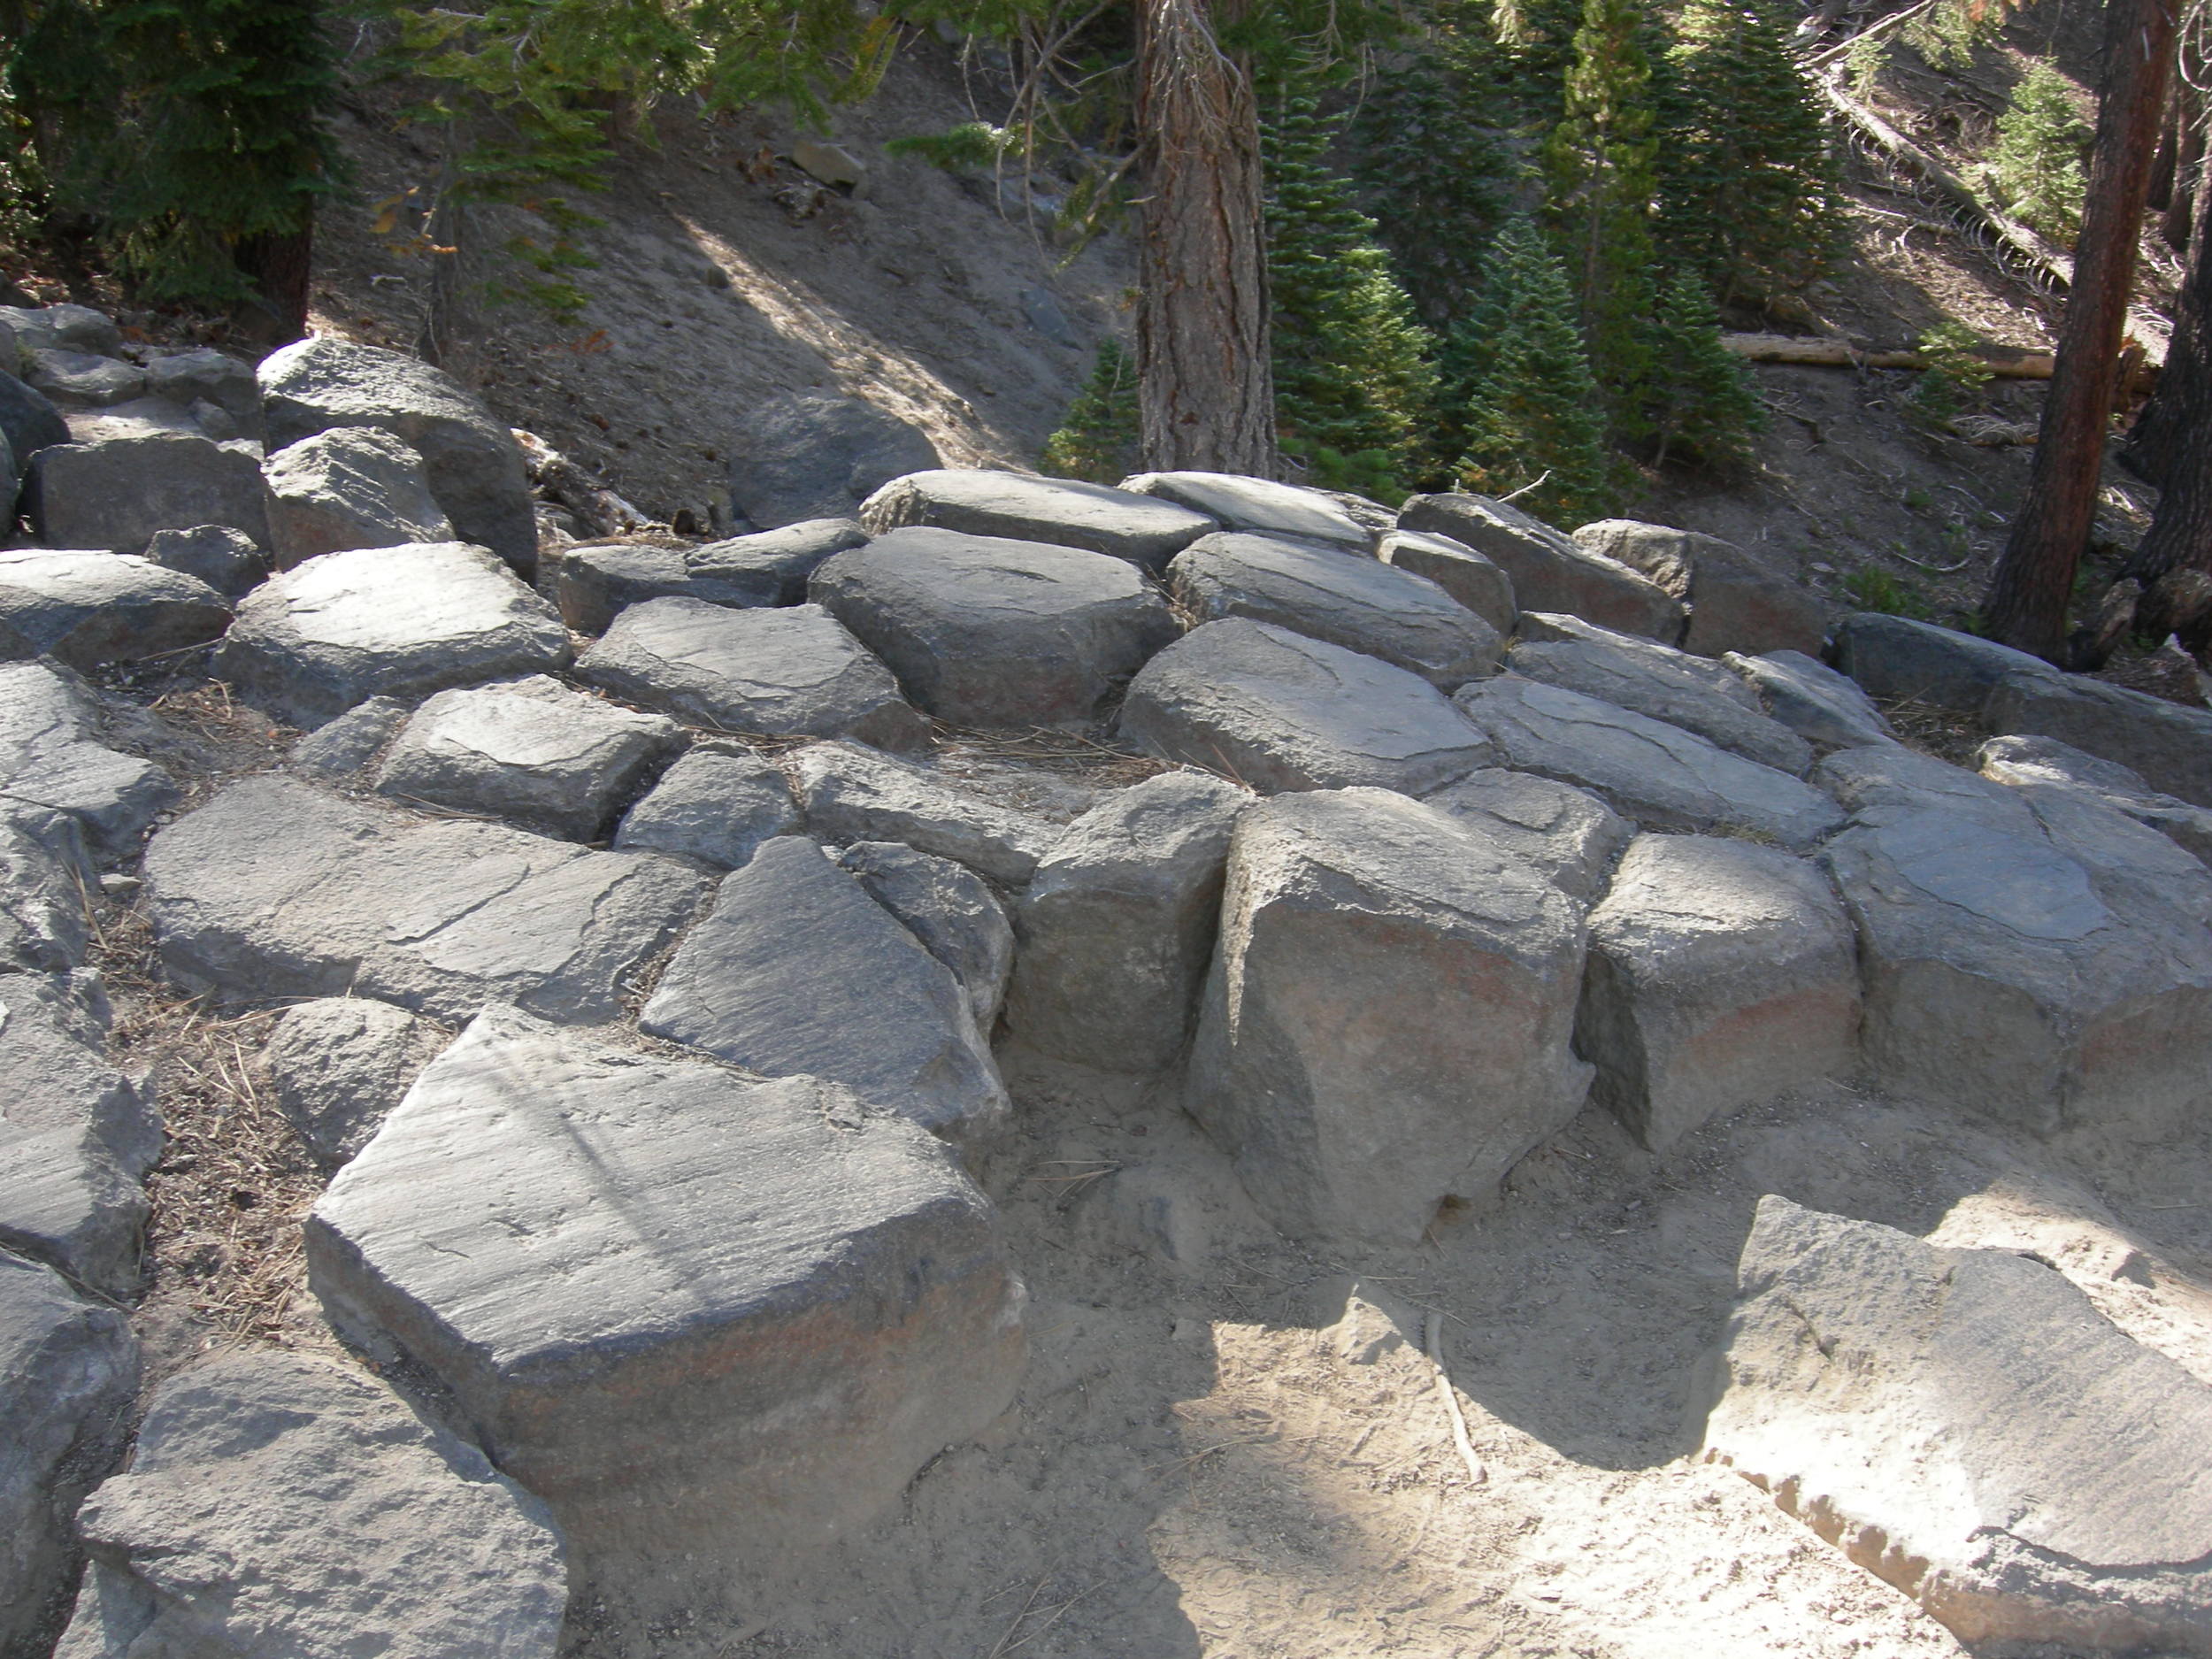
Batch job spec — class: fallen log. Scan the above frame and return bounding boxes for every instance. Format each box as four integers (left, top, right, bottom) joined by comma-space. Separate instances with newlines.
1721, 333, 2159, 394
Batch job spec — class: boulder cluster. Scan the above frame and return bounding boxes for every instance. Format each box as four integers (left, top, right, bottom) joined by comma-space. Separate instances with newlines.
3, 306, 2210, 1656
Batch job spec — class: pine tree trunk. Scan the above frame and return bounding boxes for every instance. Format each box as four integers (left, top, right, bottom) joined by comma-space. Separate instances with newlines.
234, 220, 314, 342
1982, 0, 2178, 662
2126, 121, 2210, 489
1133, 0, 1278, 476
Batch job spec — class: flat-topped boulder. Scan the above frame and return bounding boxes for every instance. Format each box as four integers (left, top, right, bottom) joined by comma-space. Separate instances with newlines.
554, 520, 871, 633
141, 347, 260, 436
1507, 633, 1812, 774
60, 1349, 565, 1659
836, 841, 1015, 1032
262, 426, 454, 567
1724, 648, 1898, 751
0, 368, 72, 468
613, 745, 799, 869
25, 431, 268, 555
0, 663, 175, 860
1004, 771, 1246, 1071
142, 524, 267, 598
1985, 668, 2212, 810
373, 676, 681, 841
1119, 618, 1494, 795
1188, 788, 1590, 1243
0, 550, 229, 669
23, 349, 142, 408
0, 303, 120, 358
1979, 733, 2212, 866
265, 998, 449, 1166
1400, 494, 1683, 641
1830, 611, 2061, 714
1119, 470, 1371, 549
306, 1007, 1023, 1617
217, 542, 571, 728
1571, 519, 1826, 658
1702, 1195, 2212, 1654
143, 776, 707, 1024
1455, 676, 1846, 849
1813, 743, 2038, 834
1417, 768, 1632, 902
575, 596, 926, 750
862, 469, 1216, 571
641, 838, 1008, 1136
1375, 527, 1516, 634
810, 526, 1177, 728
1578, 835, 1860, 1151
257, 338, 536, 572
788, 741, 1061, 885
1167, 531, 1502, 688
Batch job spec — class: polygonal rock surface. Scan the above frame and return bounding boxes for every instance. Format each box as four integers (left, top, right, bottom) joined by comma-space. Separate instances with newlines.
264, 999, 450, 1165
1455, 676, 1846, 849
1004, 771, 1246, 1072
143, 777, 707, 1024
257, 338, 537, 572
1831, 612, 2060, 714
1572, 520, 1826, 658
1417, 768, 1631, 902
1507, 634, 1812, 774
680, 518, 872, 605
25, 433, 269, 555
726, 391, 940, 529
263, 426, 455, 568
862, 469, 1217, 572
1167, 531, 1502, 688
1376, 527, 1517, 634
143, 525, 268, 599
1187, 788, 1591, 1243
24, 350, 142, 409
1702, 1195, 2212, 1655
1119, 618, 1494, 795
0, 663, 177, 858
1578, 835, 1860, 1150
305, 1007, 1024, 1609
0, 550, 230, 669
286, 696, 408, 781
1515, 610, 1759, 699
787, 741, 1061, 884
60, 1349, 565, 1659
1985, 668, 2212, 810
1814, 742, 2036, 833
810, 526, 1178, 728
837, 841, 1015, 1031
374, 676, 680, 841
0, 972, 160, 1296
1120, 471, 1372, 549
0, 1250, 135, 1659
554, 518, 869, 632
1979, 733, 2212, 866
1400, 494, 1683, 641
1724, 648, 1897, 751
576, 597, 926, 749
0, 370, 72, 470
641, 837, 1009, 1136
613, 746, 799, 869
217, 542, 570, 728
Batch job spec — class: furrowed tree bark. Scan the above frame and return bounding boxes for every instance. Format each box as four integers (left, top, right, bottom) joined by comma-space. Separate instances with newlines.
1134, 0, 1279, 476
2126, 112, 2210, 488
1983, 0, 2178, 662
234, 223, 314, 342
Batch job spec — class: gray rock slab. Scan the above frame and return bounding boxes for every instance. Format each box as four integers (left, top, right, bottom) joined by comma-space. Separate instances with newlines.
641, 838, 1009, 1137
60, 1349, 565, 1659
0, 971, 160, 1296
576, 597, 926, 750
1508, 636, 1813, 774
1118, 618, 1494, 795
23, 350, 142, 409
1578, 835, 1860, 1150
613, 746, 798, 869
1985, 668, 2212, 810
787, 740, 1058, 886
1814, 744, 2039, 835
553, 522, 872, 634
265, 998, 449, 1166
1724, 648, 1898, 751
681, 518, 872, 606
142, 349, 260, 434
305, 1006, 1023, 1616
0, 550, 230, 669
258, 338, 537, 573
0, 822, 90, 972
1003, 771, 1246, 1072
1400, 494, 1684, 641
263, 426, 455, 567
1701, 1194, 2212, 1654
1375, 527, 1517, 634
727, 391, 941, 529
142, 776, 708, 1024
60, 400, 203, 444
1416, 768, 1632, 902
861, 469, 1216, 572
1979, 732, 2212, 866
142, 525, 269, 599
25, 432, 270, 555
1455, 676, 1846, 849
0, 304, 119, 359
1572, 519, 1827, 658
0, 663, 176, 860
810, 526, 1178, 729
1187, 788, 1591, 1243
1168, 531, 1502, 689
0, 1250, 135, 1659
838, 841, 1015, 1031
286, 696, 408, 781
1119, 470, 1372, 549
0, 371, 71, 469
1831, 612, 2062, 714
1514, 611, 1762, 699
217, 541, 570, 729
374, 676, 680, 841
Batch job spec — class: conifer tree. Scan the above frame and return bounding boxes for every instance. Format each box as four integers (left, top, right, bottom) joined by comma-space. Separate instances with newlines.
1262, 94, 1440, 498
1988, 61, 2093, 242
1446, 219, 1620, 523
1041, 338, 1141, 483
1646, 271, 1766, 467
